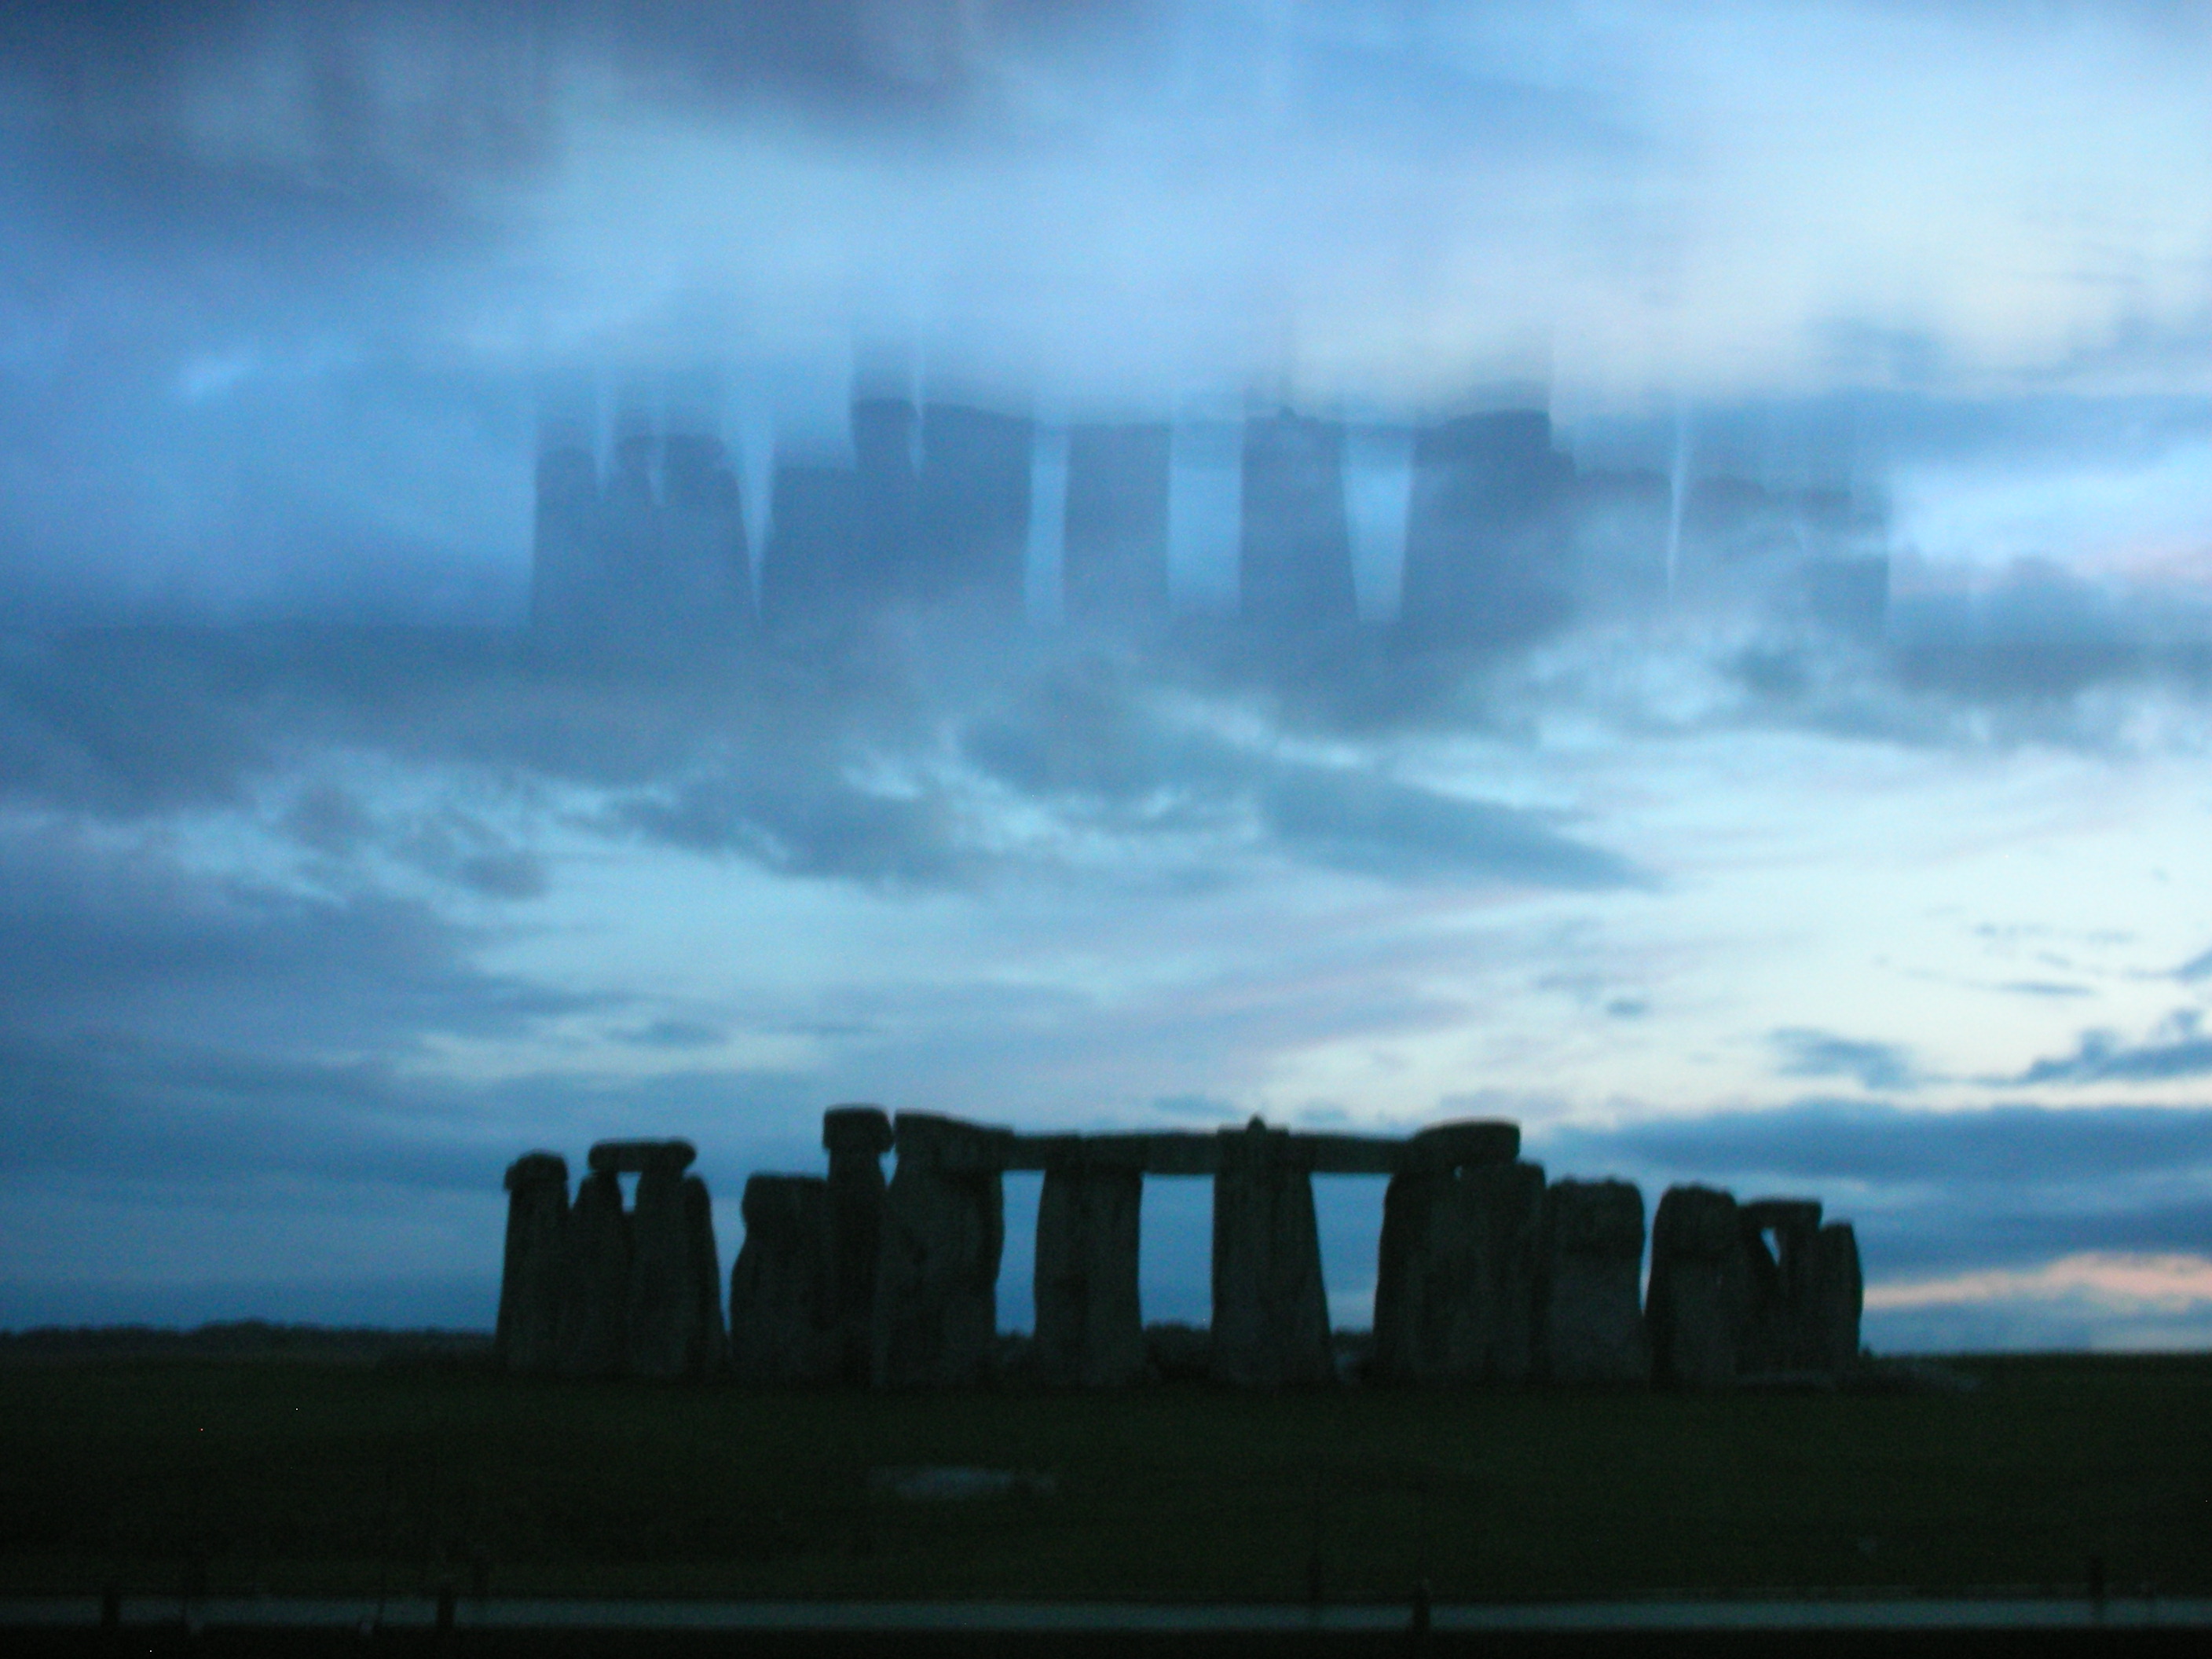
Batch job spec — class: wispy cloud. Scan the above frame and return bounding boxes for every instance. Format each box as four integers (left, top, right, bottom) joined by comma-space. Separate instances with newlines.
2012, 1013, 2212, 1085
1770, 1028, 1922, 1090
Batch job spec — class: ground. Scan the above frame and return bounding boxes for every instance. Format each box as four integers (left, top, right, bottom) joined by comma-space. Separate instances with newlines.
1, 1347, 2205, 1603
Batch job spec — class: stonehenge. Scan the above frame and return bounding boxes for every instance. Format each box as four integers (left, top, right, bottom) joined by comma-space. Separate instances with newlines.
1647, 1188, 1866, 1386
493, 1152, 568, 1374
823, 1106, 894, 1383
871, 1114, 1010, 1388
1536, 1180, 1650, 1385
1034, 1163, 1144, 1388
728, 1175, 837, 1383
1372, 1123, 1545, 1385
1211, 1119, 1334, 1386
498, 1109, 1865, 1390
558, 1168, 633, 1379
491, 1138, 730, 1381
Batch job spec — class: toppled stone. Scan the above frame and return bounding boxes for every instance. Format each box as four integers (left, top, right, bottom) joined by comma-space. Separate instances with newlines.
823, 1105, 892, 1385
558, 1169, 630, 1379
1536, 1178, 1648, 1386
1034, 1165, 1144, 1388
1144, 1321, 1211, 1383
868, 1467, 1058, 1501
1372, 1158, 1545, 1384
1210, 1119, 1334, 1386
496, 1152, 569, 1376
872, 1112, 1007, 1387
588, 1138, 697, 1175
1846, 1355, 1978, 1394
729, 1174, 838, 1383
1646, 1185, 1751, 1389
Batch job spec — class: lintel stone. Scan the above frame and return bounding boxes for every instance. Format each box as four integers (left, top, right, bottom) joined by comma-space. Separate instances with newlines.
588, 1138, 697, 1174
1402, 1119, 1521, 1171
823, 1104, 894, 1155
1739, 1198, 1822, 1233
892, 1111, 1017, 1172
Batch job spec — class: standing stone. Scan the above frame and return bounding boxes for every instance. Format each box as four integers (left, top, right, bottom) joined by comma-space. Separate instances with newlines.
683, 1174, 727, 1374
872, 1113, 1010, 1388
1034, 1163, 1144, 1388
1738, 1198, 1825, 1374
1809, 1221, 1863, 1375
625, 1156, 702, 1379
730, 1174, 838, 1383
558, 1170, 631, 1379
1647, 1185, 1752, 1389
824, 1105, 894, 1384
1372, 1134, 1544, 1386
1211, 1119, 1333, 1387
1535, 1179, 1648, 1386
496, 1152, 569, 1376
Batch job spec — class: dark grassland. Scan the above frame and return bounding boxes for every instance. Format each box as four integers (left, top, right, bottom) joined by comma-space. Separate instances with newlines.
2, 1353, 2206, 1603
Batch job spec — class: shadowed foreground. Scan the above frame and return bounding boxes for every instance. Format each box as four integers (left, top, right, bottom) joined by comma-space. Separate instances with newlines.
1, 1352, 2204, 1604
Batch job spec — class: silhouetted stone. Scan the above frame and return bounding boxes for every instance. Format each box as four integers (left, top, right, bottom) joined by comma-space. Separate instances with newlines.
1811, 1221, 1862, 1373
1536, 1179, 1648, 1385
872, 1112, 1008, 1387
1373, 1157, 1545, 1384
626, 1162, 698, 1379
1647, 1185, 1751, 1388
730, 1174, 837, 1383
1400, 1119, 1521, 1173
588, 1139, 696, 1176
683, 1174, 727, 1373
496, 1152, 569, 1375
1034, 1164, 1144, 1388
558, 1170, 630, 1379
825, 1105, 894, 1384
1211, 1119, 1333, 1386
1739, 1198, 1825, 1373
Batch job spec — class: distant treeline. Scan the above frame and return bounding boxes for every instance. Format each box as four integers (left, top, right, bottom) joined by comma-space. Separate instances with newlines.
0, 1320, 494, 1364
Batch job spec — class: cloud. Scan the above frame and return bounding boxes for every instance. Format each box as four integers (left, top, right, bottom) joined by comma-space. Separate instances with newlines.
958, 651, 1643, 888
1534, 1101, 2212, 1296
0, 819, 588, 1053
1862, 1251, 2212, 1353
1536, 1097, 2212, 1188
1865, 1251, 2212, 1315
1255, 766, 1640, 888
2012, 1013, 2212, 1085
1770, 1028, 1922, 1091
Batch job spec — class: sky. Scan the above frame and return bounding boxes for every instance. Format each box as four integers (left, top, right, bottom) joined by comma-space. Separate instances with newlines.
2, 0, 2211, 1350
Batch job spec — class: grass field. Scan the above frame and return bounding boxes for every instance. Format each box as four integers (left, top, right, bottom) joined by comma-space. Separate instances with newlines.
3, 1351, 2207, 1604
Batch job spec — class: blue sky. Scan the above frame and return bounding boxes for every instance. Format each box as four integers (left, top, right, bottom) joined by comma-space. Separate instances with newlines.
2, 1, 2211, 1349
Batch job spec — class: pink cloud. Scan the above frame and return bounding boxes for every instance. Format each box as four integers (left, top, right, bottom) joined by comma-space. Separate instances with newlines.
1868, 1252, 2212, 1314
